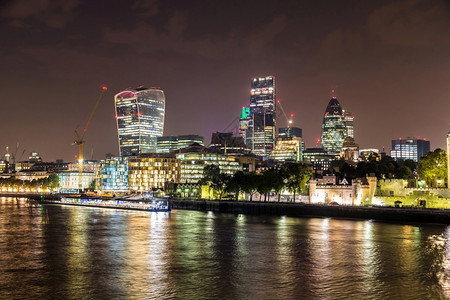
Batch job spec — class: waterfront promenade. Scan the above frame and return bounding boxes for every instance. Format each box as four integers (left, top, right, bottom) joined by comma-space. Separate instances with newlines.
170, 199, 450, 224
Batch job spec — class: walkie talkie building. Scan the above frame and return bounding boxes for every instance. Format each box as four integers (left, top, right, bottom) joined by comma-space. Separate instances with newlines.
114, 87, 165, 156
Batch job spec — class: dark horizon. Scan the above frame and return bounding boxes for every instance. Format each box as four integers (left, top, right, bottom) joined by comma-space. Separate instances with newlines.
1, 0, 449, 162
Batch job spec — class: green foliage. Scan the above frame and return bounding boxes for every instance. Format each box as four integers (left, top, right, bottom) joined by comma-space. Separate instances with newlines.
0, 174, 60, 190
200, 163, 312, 201
355, 155, 412, 179
418, 148, 447, 187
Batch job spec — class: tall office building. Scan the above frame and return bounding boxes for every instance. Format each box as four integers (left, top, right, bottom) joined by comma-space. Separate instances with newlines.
114, 87, 165, 156
320, 97, 347, 155
447, 132, 450, 187
343, 110, 354, 138
390, 137, 430, 162
239, 76, 276, 157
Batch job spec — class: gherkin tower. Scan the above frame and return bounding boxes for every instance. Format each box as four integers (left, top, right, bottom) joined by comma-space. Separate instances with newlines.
320, 97, 347, 155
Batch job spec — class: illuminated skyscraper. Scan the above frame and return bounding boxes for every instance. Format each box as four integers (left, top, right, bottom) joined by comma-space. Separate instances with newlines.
239, 76, 276, 157
343, 110, 354, 138
320, 97, 347, 155
446, 132, 450, 187
114, 87, 165, 156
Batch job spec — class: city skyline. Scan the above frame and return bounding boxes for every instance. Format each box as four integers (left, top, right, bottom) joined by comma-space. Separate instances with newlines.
0, 0, 449, 162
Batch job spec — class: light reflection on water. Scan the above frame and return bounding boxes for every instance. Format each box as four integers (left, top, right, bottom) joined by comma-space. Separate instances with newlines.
1, 197, 450, 299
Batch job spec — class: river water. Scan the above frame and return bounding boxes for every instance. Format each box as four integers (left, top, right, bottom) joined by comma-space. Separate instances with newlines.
1, 197, 450, 299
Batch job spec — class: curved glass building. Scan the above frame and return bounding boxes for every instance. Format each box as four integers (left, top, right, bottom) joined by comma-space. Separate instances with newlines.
320, 97, 347, 155
114, 87, 165, 156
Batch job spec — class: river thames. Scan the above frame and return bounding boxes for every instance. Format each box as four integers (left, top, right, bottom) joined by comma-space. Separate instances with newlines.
1, 197, 450, 299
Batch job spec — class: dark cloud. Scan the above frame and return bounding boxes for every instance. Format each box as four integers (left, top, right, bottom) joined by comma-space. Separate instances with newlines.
0, 0, 448, 162
1, 0, 81, 28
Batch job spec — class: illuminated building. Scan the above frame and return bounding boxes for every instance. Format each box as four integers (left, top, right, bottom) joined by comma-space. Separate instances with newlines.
28, 152, 42, 163
156, 135, 204, 153
447, 132, 450, 187
303, 148, 338, 174
68, 160, 100, 173
343, 110, 354, 138
340, 137, 359, 163
320, 97, 347, 155
269, 137, 303, 162
58, 171, 96, 192
390, 137, 430, 162
114, 86, 165, 156
278, 127, 302, 138
99, 157, 128, 192
176, 144, 241, 183
209, 132, 251, 156
359, 149, 381, 162
128, 153, 180, 191
239, 76, 276, 157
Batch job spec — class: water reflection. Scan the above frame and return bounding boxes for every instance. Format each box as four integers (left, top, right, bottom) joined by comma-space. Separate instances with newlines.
1, 198, 450, 299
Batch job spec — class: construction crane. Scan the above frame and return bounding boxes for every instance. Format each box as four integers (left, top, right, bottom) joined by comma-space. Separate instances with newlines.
276, 99, 293, 127
74, 86, 107, 190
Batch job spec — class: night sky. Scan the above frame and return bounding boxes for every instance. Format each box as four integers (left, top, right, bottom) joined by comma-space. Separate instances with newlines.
1, 0, 449, 162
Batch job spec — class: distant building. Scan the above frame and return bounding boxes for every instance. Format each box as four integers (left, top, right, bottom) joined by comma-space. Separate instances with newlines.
278, 127, 302, 138
157, 135, 204, 153
269, 137, 303, 162
390, 138, 430, 162
175, 144, 241, 184
321, 97, 347, 155
239, 76, 276, 157
343, 110, 354, 138
99, 157, 128, 192
28, 152, 42, 163
58, 172, 95, 192
303, 148, 338, 174
68, 160, 100, 173
447, 132, 450, 187
209, 132, 251, 156
359, 149, 381, 162
340, 137, 359, 163
128, 153, 180, 191
114, 86, 165, 156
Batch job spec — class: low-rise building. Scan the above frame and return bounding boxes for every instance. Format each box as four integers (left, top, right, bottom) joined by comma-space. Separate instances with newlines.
99, 157, 129, 192
176, 144, 241, 183
58, 171, 96, 192
128, 153, 180, 192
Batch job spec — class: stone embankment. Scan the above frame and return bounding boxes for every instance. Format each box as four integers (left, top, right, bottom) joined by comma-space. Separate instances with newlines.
170, 199, 450, 224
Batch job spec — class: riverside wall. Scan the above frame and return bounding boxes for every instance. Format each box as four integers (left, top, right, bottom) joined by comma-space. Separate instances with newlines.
170, 199, 450, 224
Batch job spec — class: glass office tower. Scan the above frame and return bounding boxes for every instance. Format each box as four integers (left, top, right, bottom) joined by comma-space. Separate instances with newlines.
239, 76, 276, 157
114, 87, 165, 156
320, 97, 347, 155
390, 137, 430, 162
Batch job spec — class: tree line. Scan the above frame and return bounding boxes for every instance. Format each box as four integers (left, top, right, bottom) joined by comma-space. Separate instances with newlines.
200, 163, 312, 202
0, 174, 60, 190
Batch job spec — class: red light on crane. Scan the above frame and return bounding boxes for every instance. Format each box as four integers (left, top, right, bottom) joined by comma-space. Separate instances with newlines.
290, 113, 294, 118
102, 86, 108, 90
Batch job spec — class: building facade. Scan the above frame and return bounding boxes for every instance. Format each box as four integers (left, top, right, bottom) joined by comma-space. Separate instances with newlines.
156, 135, 204, 153
447, 132, 450, 187
239, 76, 276, 157
99, 157, 129, 192
269, 137, 303, 162
278, 127, 302, 139
128, 154, 180, 191
114, 87, 165, 156
343, 110, 354, 138
58, 172, 96, 192
176, 144, 241, 184
390, 138, 430, 162
303, 148, 338, 174
320, 97, 347, 155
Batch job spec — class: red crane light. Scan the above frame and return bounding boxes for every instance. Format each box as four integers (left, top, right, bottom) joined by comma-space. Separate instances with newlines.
102, 86, 108, 90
